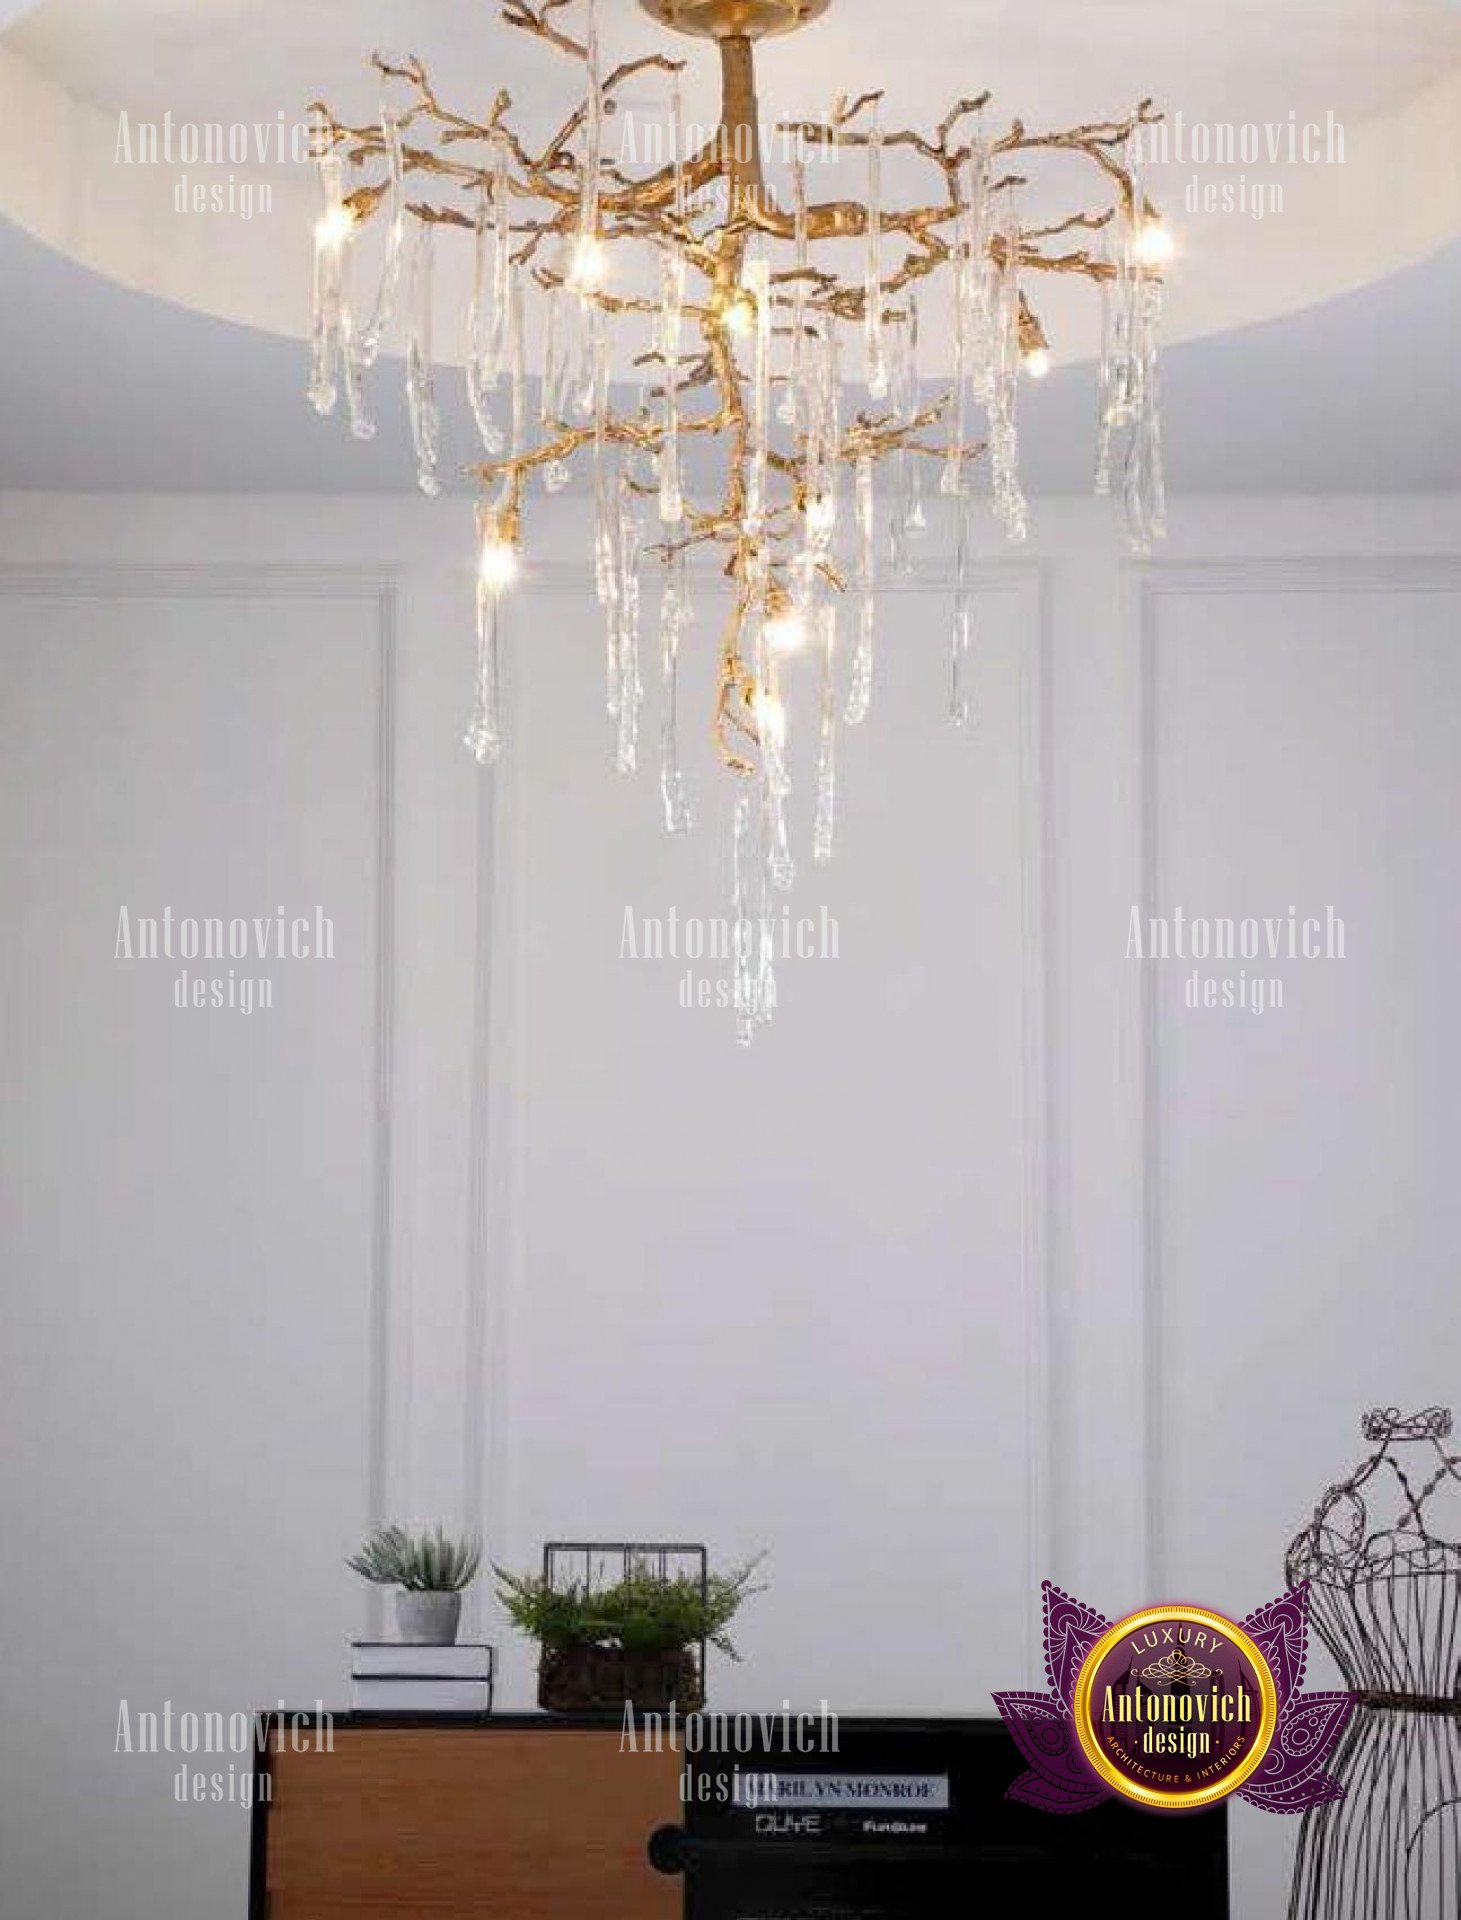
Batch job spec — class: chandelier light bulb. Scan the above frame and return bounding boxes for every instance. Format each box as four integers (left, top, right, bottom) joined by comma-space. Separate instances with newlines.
1015, 293, 1051, 385
1134, 217, 1175, 267
478, 536, 519, 591
568, 234, 606, 291
764, 604, 808, 655
722, 291, 755, 337
804, 491, 836, 538
314, 203, 355, 252
755, 688, 787, 751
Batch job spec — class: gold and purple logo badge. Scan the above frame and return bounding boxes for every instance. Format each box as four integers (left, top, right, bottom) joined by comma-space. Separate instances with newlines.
995, 1581, 1354, 1814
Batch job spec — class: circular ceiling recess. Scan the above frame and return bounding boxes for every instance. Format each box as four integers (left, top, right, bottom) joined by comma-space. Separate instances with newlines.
3, 0, 1461, 371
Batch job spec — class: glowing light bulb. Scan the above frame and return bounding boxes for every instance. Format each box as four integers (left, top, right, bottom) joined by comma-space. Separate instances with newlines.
1015, 295, 1051, 385
314, 203, 355, 252
805, 491, 836, 538
478, 537, 519, 591
723, 293, 754, 337
764, 609, 807, 655
755, 689, 786, 750
1133, 218, 1175, 267
568, 234, 606, 292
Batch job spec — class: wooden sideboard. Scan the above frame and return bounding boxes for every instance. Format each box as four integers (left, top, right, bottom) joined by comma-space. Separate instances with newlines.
251, 1715, 683, 1920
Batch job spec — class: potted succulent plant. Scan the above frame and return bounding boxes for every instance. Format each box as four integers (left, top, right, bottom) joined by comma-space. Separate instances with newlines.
494, 1550, 764, 1713
347, 1523, 482, 1645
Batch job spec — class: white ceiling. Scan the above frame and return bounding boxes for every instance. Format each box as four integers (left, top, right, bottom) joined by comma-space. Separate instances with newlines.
1, 1, 1458, 500
3, 0, 1461, 365
13, 0, 1458, 128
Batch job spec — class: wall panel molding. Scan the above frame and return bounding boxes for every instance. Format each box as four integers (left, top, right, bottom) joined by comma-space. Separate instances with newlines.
0, 558, 400, 1619
1017, 560, 1057, 1672
471, 557, 1057, 1687
1132, 552, 1461, 1591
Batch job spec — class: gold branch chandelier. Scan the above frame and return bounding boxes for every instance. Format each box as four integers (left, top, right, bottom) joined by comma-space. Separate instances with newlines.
309, 0, 1170, 1038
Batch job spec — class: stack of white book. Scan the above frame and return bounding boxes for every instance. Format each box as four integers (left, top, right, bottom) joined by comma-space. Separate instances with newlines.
348, 1641, 496, 1714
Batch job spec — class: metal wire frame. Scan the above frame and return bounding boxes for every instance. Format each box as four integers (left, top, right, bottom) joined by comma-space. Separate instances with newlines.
1285, 1407, 1461, 1918
542, 1539, 710, 1681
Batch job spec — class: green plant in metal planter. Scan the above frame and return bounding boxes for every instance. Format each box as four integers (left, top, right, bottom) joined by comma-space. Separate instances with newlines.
494, 1554, 765, 1712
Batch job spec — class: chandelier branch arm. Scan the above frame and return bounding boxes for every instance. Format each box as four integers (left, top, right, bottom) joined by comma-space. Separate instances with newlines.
501, 0, 587, 63
319, 33, 1158, 321
328, 43, 720, 225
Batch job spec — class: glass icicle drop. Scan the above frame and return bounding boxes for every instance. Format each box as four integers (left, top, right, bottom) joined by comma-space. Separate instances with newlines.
864, 104, 888, 399
949, 490, 975, 728
845, 453, 877, 725
755, 611, 794, 892
812, 601, 839, 865
613, 473, 643, 774
744, 254, 772, 537
466, 145, 510, 455
657, 247, 686, 526
465, 504, 509, 765
658, 548, 693, 834
353, 100, 407, 370
308, 142, 349, 418
405, 218, 442, 497
778, 149, 810, 429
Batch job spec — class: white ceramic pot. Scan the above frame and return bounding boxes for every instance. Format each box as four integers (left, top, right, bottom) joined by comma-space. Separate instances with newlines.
394, 1589, 463, 1645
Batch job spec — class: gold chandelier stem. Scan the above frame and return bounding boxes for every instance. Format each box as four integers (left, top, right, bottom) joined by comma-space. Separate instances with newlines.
718, 35, 765, 223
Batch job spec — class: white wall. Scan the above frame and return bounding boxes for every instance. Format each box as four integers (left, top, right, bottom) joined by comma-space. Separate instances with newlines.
1, 489, 1458, 1919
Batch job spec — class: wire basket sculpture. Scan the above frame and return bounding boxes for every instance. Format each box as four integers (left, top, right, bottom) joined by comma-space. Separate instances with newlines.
538, 1541, 709, 1714
1285, 1407, 1461, 1918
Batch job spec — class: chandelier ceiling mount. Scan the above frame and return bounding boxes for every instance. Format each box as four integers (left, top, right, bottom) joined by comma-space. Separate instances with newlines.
637, 0, 831, 41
